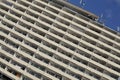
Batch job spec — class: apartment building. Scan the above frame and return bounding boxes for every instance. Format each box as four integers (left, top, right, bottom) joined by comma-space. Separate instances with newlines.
0, 0, 120, 80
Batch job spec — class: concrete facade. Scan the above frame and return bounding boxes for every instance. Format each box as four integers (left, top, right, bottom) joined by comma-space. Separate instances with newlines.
0, 0, 120, 80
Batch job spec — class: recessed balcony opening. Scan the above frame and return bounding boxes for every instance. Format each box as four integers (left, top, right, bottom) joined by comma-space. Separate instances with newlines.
35, 22, 50, 31
54, 55, 69, 65
70, 24, 84, 32
10, 10, 22, 18
26, 10, 39, 19
101, 32, 115, 40
5, 15, 18, 23
50, 29, 64, 37
56, 17, 70, 26
22, 16, 35, 24
46, 7, 59, 14
14, 27, 27, 36
0, 5, 9, 11
67, 29, 82, 39
62, 7, 76, 15
42, 11, 56, 19
34, 1, 46, 8
59, 13, 73, 20
49, 1, 63, 9
0, 73, 12, 80
39, 16, 53, 25
64, 35, 79, 45
18, 21, 31, 30
0, 11, 5, 17
53, 23, 67, 32
13, 5, 26, 12
38, 47, 54, 57
1, 28, 9, 35
17, 0, 29, 7
29, 6, 42, 14
57, 48, 73, 58
1, 21, 14, 29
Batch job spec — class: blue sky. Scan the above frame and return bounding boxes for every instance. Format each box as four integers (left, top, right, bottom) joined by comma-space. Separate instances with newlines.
68, 0, 120, 31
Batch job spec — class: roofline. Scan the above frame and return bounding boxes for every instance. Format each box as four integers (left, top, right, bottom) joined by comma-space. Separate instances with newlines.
55, 0, 99, 20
